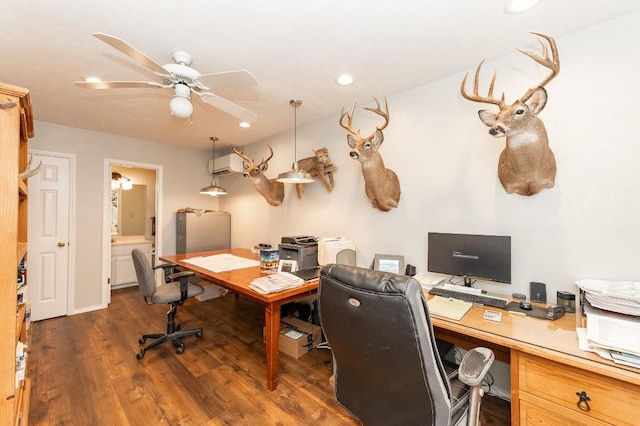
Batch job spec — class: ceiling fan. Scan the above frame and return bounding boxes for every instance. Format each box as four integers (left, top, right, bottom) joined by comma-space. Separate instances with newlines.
75, 33, 258, 122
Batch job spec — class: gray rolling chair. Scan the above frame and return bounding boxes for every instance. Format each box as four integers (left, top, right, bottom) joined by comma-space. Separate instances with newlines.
318, 264, 495, 426
131, 248, 205, 359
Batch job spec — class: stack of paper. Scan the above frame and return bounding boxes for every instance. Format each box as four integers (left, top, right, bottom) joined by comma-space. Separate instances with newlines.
576, 279, 640, 368
249, 272, 304, 295
576, 279, 640, 316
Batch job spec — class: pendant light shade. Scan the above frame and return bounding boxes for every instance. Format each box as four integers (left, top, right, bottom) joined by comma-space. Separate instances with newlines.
277, 99, 314, 184
200, 137, 227, 196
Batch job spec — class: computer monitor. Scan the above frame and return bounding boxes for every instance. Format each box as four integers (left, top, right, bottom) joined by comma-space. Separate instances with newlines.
427, 232, 511, 286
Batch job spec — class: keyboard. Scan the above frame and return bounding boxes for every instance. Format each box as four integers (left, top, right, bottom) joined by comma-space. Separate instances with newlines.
429, 285, 509, 309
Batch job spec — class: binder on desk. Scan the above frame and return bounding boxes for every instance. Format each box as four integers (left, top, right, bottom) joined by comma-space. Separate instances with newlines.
427, 296, 473, 320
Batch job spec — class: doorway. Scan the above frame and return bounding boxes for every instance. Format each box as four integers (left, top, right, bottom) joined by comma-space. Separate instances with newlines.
102, 159, 163, 306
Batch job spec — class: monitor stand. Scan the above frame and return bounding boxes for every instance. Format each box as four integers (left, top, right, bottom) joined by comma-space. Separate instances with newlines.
463, 275, 474, 287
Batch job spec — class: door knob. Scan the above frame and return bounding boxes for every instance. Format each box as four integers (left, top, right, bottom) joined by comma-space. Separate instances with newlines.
58, 242, 66, 247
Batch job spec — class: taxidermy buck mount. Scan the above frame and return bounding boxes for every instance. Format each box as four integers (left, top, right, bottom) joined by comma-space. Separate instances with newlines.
461, 31, 559, 196
294, 147, 337, 199
232, 145, 284, 206
339, 97, 400, 212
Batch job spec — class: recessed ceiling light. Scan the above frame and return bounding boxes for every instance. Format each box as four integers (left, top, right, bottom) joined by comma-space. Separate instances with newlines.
336, 74, 354, 86
238, 122, 251, 128
85, 76, 102, 83
504, 0, 541, 14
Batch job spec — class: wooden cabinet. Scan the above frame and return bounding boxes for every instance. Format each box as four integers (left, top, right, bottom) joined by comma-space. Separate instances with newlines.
516, 351, 640, 425
0, 82, 34, 425
111, 241, 152, 288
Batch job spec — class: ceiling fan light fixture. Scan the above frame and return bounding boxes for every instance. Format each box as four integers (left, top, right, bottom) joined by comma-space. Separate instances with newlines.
277, 99, 314, 184
170, 83, 193, 118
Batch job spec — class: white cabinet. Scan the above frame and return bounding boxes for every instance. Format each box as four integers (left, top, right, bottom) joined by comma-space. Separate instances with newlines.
111, 241, 152, 289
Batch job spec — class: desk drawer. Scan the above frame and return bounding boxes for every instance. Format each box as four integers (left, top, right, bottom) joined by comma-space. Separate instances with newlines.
518, 352, 640, 425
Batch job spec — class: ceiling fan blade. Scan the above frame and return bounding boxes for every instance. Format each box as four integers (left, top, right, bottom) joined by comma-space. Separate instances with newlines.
75, 81, 164, 89
92, 33, 170, 77
199, 92, 258, 123
198, 70, 258, 91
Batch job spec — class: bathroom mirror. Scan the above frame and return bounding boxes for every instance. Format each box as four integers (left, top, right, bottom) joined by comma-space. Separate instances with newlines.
111, 184, 147, 236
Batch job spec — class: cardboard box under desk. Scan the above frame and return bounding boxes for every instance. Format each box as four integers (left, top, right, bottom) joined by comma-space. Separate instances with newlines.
263, 316, 322, 359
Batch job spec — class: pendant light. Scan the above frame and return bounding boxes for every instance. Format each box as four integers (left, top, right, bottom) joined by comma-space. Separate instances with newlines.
277, 99, 314, 183
200, 136, 228, 196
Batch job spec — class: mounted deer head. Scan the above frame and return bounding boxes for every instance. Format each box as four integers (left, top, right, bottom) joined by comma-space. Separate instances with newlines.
232, 145, 284, 206
461, 32, 559, 196
339, 97, 400, 211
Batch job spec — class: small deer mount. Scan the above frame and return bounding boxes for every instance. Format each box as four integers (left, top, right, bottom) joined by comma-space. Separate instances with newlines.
293, 147, 337, 199
339, 97, 400, 212
232, 145, 284, 206
461, 32, 559, 196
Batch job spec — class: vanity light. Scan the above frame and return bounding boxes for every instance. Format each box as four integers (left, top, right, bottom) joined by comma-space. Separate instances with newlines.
200, 136, 228, 196
277, 99, 314, 184
111, 172, 133, 190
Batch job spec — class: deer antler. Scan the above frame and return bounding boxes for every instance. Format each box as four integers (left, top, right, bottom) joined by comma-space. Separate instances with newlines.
19, 154, 43, 180
517, 32, 560, 102
339, 101, 360, 138
460, 60, 507, 109
361, 97, 390, 132
339, 97, 390, 142
258, 145, 274, 169
232, 146, 252, 164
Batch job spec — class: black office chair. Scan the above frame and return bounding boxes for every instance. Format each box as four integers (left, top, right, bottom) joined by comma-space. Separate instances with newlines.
131, 248, 205, 359
318, 264, 494, 426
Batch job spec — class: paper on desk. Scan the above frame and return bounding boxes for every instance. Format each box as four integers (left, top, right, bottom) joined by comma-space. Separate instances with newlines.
575, 279, 640, 316
183, 253, 259, 272
577, 328, 640, 368
427, 295, 472, 320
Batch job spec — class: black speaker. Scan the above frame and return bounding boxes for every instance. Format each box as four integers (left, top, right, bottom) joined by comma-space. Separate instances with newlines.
530, 282, 547, 303
405, 264, 416, 276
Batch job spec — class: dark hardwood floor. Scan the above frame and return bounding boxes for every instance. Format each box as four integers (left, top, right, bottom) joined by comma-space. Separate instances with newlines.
27, 287, 510, 425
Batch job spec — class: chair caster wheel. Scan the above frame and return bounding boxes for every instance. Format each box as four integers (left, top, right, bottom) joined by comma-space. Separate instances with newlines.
176, 345, 184, 355
138, 337, 146, 344
196, 331, 203, 339
136, 350, 145, 360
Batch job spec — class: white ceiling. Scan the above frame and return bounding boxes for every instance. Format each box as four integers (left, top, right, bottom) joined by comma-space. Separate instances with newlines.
2, 0, 639, 152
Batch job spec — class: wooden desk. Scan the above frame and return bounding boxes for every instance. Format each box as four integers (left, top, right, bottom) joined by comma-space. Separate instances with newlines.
429, 295, 640, 425
160, 248, 318, 391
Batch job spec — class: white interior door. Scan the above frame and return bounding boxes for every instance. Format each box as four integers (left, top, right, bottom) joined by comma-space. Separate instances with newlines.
28, 153, 71, 321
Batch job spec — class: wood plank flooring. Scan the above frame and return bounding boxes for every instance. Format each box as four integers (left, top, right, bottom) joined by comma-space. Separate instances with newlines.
27, 287, 510, 425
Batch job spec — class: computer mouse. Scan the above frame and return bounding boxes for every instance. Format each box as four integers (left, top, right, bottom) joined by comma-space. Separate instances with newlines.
520, 301, 532, 310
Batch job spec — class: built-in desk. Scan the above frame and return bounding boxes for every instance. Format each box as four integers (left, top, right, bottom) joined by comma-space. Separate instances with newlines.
429, 294, 640, 425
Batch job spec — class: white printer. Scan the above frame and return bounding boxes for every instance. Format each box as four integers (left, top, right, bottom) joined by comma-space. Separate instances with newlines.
318, 237, 356, 266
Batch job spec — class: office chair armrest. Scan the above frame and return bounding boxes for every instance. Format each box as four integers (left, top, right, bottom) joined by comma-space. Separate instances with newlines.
458, 347, 495, 387
168, 270, 195, 302
167, 270, 195, 281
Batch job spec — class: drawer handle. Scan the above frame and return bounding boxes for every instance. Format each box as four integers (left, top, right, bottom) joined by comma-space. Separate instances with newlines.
576, 391, 591, 411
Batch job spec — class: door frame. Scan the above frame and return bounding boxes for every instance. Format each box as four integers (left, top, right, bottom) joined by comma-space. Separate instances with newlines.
29, 149, 76, 317
102, 159, 163, 307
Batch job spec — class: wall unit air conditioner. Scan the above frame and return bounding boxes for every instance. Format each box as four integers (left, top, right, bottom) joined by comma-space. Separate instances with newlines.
208, 154, 244, 176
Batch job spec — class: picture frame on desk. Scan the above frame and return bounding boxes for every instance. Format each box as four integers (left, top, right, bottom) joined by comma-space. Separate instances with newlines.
278, 259, 298, 273
373, 254, 404, 274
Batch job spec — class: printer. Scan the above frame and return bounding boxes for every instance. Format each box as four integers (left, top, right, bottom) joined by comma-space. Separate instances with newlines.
278, 236, 318, 270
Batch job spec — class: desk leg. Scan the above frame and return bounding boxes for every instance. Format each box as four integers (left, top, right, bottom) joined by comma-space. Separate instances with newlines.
264, 302, 281, 391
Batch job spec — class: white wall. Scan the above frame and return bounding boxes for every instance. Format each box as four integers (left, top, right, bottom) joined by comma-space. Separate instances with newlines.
30, 123, 220, 310
221, 13, 640, 300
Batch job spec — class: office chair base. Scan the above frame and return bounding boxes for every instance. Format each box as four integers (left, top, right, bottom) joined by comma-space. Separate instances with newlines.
136, 328, 203, 359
